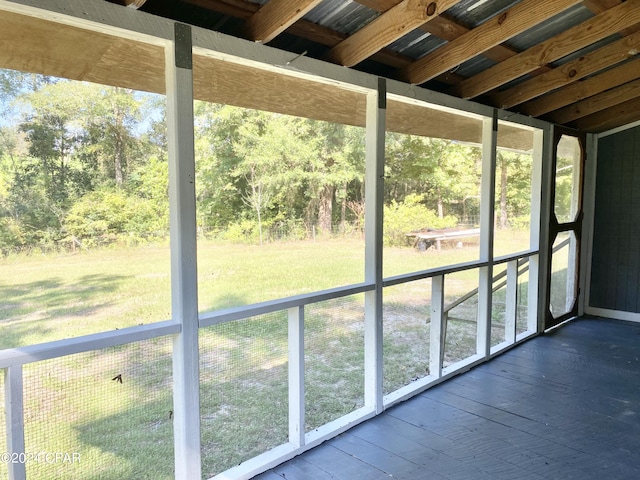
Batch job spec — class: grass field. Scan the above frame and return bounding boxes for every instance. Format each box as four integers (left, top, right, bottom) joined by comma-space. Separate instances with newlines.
0, 232, 536, 478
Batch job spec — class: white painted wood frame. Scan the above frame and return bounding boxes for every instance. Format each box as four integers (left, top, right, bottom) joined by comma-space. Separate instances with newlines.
364, 78, 387, 414
288, 306, 305, 448
528, 128, 545, 334
430, 275, 445, 379
477, 111, 498, 358
5, 366, 25, 480
166, 23, 202, 480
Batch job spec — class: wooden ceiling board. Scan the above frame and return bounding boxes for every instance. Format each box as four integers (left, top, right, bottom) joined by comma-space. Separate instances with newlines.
0, 10, 165, 94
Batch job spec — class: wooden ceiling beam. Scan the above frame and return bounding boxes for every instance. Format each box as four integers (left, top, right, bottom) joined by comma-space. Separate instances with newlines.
548, 79, 640, 124
582, 0, 640, 36
520, 58, 640, 117
242, 0, 323, 44
325, 0, 462, 67
571, 96, 640, 131
355, 0, 544, 73
184, 0, 442, 80
493, 30, 640, 108
451, 0, 640, 99
400, 0, 581, 85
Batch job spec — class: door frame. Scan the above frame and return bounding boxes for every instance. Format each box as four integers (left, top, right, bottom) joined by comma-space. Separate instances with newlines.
545, 127, 586, 330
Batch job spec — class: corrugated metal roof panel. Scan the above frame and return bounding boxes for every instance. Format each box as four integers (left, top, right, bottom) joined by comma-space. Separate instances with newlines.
305, 0, 377, 34
454, 56, 497, 78
388, 31, 445, 58
446, 0, 524, 28
506, 4, 593, 51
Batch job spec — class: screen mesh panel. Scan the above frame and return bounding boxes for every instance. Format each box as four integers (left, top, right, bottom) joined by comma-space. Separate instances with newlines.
383, 280, 431, 395
200, 312, 288, 478
304, 295, 365, 431
22, 337, 173, 480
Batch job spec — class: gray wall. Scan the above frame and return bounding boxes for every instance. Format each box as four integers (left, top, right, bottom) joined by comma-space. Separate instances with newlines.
590, 125, 640, 313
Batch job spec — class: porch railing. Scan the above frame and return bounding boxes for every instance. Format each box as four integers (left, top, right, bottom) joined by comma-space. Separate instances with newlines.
0, 250, 538, 480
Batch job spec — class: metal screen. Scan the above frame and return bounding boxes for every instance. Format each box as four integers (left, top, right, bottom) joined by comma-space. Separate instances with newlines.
443, 270, 479, 367
383, 279, 432, 395
22, 337, 174, 480
304, 295, 365, 432
199, 312, 288, 478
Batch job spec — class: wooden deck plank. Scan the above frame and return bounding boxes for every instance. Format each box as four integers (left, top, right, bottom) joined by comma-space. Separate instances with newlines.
255, 317, 640, 479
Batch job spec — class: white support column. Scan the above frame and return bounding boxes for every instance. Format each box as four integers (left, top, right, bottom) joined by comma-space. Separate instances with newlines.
5, 366, 25, 480
528, 129, 544, 333
505, 260, 518, 344
477, 111, 498, 358
167, 23, 201, 480
364, 78, 386, 414
288, 306, 305, 447
430, 275, 445, 378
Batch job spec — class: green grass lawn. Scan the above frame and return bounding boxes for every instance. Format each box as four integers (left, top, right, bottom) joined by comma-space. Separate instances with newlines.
0, 231, 535, 479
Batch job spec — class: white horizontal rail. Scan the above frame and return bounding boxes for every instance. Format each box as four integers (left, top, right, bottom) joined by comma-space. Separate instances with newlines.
493, 249, 539, 265
198, 282, 374, 327
382, 260, 489, 288
0, 320, 180, 368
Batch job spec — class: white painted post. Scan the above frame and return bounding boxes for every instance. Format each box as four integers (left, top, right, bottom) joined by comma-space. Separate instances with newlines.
167, 23, 201, 480
5, 366, 25, 480
505, 260, 518, 344
529, 128, 545, 332
477, 111, 498, 358
364, 78, 386, 414
288, 306, 305, 447
430, 275, 444, 378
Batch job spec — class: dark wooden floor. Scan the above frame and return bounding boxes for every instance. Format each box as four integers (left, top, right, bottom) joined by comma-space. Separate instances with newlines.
255, 316, 640, 480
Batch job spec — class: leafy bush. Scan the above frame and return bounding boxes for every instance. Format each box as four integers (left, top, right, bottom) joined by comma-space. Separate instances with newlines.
66, 189, 166, 246
384, 194, 457, 246
223, 219, 259, 244
0, 217, 26, 252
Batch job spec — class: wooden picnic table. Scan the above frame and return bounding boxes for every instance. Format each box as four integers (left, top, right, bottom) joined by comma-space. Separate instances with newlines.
406, 228, 480, 251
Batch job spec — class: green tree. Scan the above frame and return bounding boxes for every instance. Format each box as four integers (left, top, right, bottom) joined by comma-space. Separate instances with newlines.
386, 134, 480, 220
496, 150, 533, 229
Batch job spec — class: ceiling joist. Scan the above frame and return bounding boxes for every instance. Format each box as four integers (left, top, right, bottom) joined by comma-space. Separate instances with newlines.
325, 0, 461, 67
452, 0, 640, 99
242, 0, 323, 44
520, 58, 640, 117
573, 96, 640, 131
549, 78, 640, 124
400, 0, 582, 85
493, 30, 640, 108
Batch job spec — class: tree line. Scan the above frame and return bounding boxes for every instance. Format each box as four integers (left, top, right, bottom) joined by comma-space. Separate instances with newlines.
0, 70, 534, 252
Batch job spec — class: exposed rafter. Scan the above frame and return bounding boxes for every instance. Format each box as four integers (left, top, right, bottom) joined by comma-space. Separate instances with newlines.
493, 30, 640, 108
549, 79, 640, 124
520, 59, 640, 117
242, 0, 323, 44
572, 96, 640, 131
452, 0, 640, 99
325, 0, 462, 67
399, 0, 582, 85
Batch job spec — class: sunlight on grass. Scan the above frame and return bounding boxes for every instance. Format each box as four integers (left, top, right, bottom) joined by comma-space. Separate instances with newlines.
0, 229, 534, 478
21, 338, 173, 480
